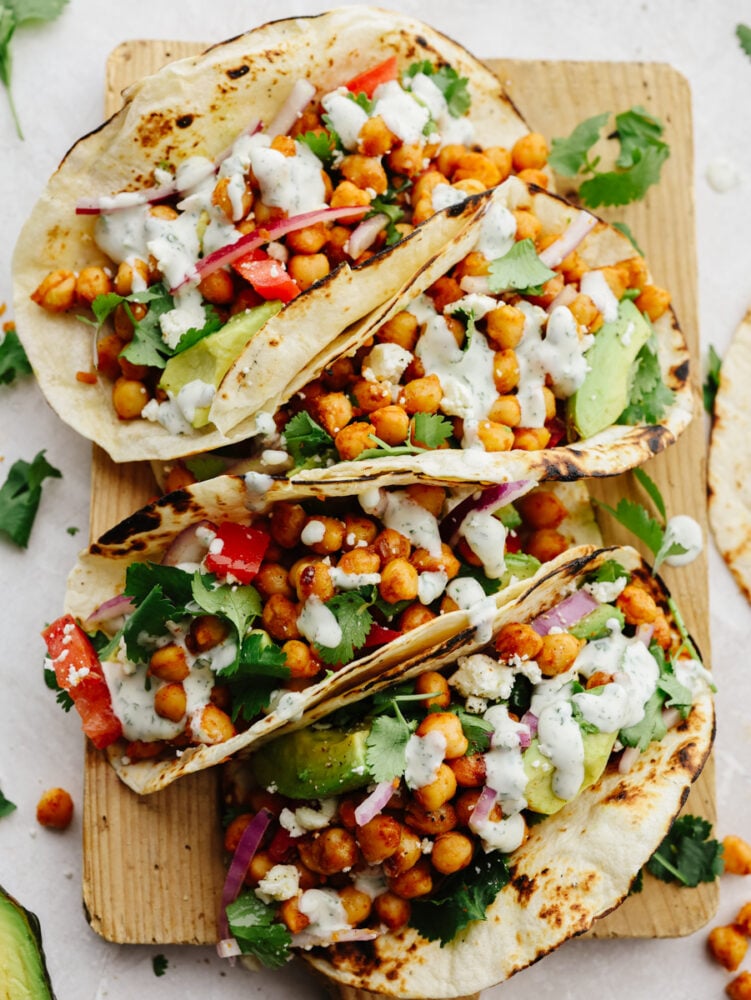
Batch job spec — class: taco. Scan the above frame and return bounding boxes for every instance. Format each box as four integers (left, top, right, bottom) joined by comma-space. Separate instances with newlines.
12, 7, 544, 464
217, 545, 714, 996
167, 176, 692, 492
43, 473, 599, 795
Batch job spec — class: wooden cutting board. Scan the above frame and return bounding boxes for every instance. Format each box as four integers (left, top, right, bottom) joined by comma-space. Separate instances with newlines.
82, 41, 717, 963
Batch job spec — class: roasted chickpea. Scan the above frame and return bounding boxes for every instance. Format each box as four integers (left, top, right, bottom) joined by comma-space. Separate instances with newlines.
526, 527, 568, 562
373, 528, 411, 563
193, 703, 236, 744
736, 902, 751, 936
485, 304, 525, 349
413, 763, 458, 812
453, 151, 501, 188
448, 752, 487, 788
293, 559, 335, 602
36, 788, 74, 830
270, 502, 307, 549
261, 593, 302, 642
369, 405, 410, 446
404, 801, 457, 836
569, 292, 602, 332
493, 349, 520, 394
187, 615, 231, 653
335, 421, 376, 460
75, 266, 112, 305
154, 682, 187, 722
415, 671, 451, 709
255, 563, 293, 600
412, 169, 446, 204
386, 142, 425, 178
339, 885, 372, 925
113, 299, 149, 342
427, 276, 463, 313
357, 815, 402, 864
388, 858, 434, 899
112, 377, 150, 419
113, 259, 149, 296
373, 891, 411, 929
513, 426, 552, 451
517, 167, 549, 189
149, 644, 189, 682
198, 268, 235, 305
495, 622, 543, 662
297, 828, 360, 875
512, 209, 542, 243
708, 925, 748, 972
512, 132, 549, 171
358, 115, 397, 156
722, 835, 751, 875
337, 547, 381, 576
279, 896, 310, 934
726, 971, 751, 1000
163, 463, 198, 493
288, 253, 330, 291
377, 310, 419, 351
432, 831, 474, 874
517, 491, 568, 530
409, 543, 461, 580
280, 640, 318, 679
285, 222, 328, 255
351, 379, 392, 413
477, 420, 515, 452
330, 179, 371, 208
400, 374, 443, 414
341, 154, 388, 194
123, 739, 164, 761
343, 514, 379, 549
484, 146, 513, 180
416, 712, 469, 759
303, 515, 346, 555
487, 395, 522, 428
586, 670, 614, 690
379, 558, 419, 604
536, 632, 583, 676
636, 284, 671, 321
398, 604, 437, 632
31, 269, 76, 312
224, 813, 255, 853
96, 332, 125, 381
383, 827, 422, 878
615, 583, 659, 626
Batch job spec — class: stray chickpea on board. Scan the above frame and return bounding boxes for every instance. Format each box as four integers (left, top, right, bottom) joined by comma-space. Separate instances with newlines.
36, 788, 74, 830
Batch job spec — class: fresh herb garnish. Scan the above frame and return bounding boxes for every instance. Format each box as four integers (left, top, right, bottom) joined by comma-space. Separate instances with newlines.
191, 573, 261, 640
703, 344, 722, 414
549, 106, 669, 208
487, 238, 557, 295
223, 632, 290, 723
0, 0, 68, 139
405, 60, 471, 118
610, 221, 644, 255
283, 411, 337, 469
617, 331, 676, 425
0, 786, 16, 818
43, 660, 73, 710
367, 191, 406, 246
125, 562, 194, 607
646, 814, 724, 887
226, 892, 292, 968
314, 591, 374, 665
0, 450, 61, 548
120, 585, 185, 664
298, 129, 338, 167
365, 710, 415, 783
356, 412, 454, 461
152, 954, 168, 977
737, 23, 751, 57
0, 326, 31, 384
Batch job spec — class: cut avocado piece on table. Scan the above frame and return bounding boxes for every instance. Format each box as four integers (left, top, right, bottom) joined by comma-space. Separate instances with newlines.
252, 723, 373, 799
0, 885, 56, 999
523, 729, 618, 815
159, 300, 283, 428
567, 299, 652, 439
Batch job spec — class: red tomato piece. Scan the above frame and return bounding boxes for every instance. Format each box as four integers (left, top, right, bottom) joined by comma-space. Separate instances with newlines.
504, 533, 522, 554
546, 417, 567, 448
344, 55, 399, 99
42, 615, 123, 749
204, 523, 270, 584
232, 250, 300, 303
363, 623, 403, 648
267, 826, 296, 863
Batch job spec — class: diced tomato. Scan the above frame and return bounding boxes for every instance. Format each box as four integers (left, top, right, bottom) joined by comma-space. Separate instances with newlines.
546, 417, 567, 448
42, 615, 123, 750
267, 826, 296, 863
232, 250, 300, 303
344, 55, 399, 99
363, 623, 403, 648
505, 533, 522, 554
204, 523, 270, 585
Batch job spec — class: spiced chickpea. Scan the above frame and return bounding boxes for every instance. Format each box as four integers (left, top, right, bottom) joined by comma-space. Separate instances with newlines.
404, 484, 446, 518
517, 167, 549, 189
298, 828, 360, 875
388, 858, 434, 899
285, 222, 328, 255
404, 801, 457, 836
526, 527, 568, 562
352, 378, 392, 413
412, 170, 446, 204
727, 972, 751, 1000
636, 284, 671, 321
427, 276, 463, 312
36, 788, 74, 830
415, 670, 450, 709
484, 145, 513, 180
326, 224, 352, 265
118, 353, 150, 382
569, 292, 601, 331
409, 542, 461, 580
163, 463, 198, 493
432, 831, 474, 875
124, 739, 164, 761
512, 132, 549, 171
281, 640, 319, 679
112, 300, 147, 341
303, 515, 346, 555
495, 622, 543, 662
413, 763, 458, 812
340, 154, 388, 194
708, 925, 748, 972
559, 250, 588, 284
399, 604, 437, 632
513, 427, 552, 451
198, 268, 235, 305
288, 253, 330, 291
96, 332, 125, 381
487, 395, 522, 428
343, 514, 379, 549
243, 849, 276, 888
416, 712, 469, 759
113, 259, 149, 296
224, 813, 254, 853
736, 902, 751, 935
400, 374, 443, 414
453, 151, 502, 188
262, 593, 301, 642
193, 703, 236, 744
149, 644, 189, 682
112, 377, 150, 419
722, 835, 751, 875
374, 891, 411, 930
75, 266, 112, 305
187, 614, 230, 653
516, 491, 567, 530
453, 178, 486, 197
337, 547, 381, 577
379, 558, 419, 604
485, 304, 525, 349
536, 632, 583, 676
255, 563, 293, 600
453, 251, 490, 281
541, 386, 558, 421
294, 559, 335, 602
373, 528, 411, 563
279, 896, 310, 934
338, 886, 372, 926
477, 420, 515, 452
448, 752, 486, 788
31, 269, 77, 312
383, 827, 422, 877
586, 671, 614, 690
356, 815, 402, 864
335, 421, 375, 460
330, 180, 371, 209
493, 349, 520, 394
153, 682, 187, 723
615, 584, 658, 625
358, 115, 396, 156
370, 405, 410, 445
270, 502, 307, 549
512, 209, 542, 243
386, 142, 424, 178
377, 310, 420, 351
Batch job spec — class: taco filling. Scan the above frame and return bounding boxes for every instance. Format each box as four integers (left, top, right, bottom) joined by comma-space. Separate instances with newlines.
28, 56, 547, 438
217, 552, 712, 972
43, 480, 590, 769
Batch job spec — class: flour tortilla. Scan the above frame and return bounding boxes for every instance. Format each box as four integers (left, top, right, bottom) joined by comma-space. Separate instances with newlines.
63, 474, 599, 794
708, 310, 751, 602
259, 545, 713, 998
12, 7, 531, 464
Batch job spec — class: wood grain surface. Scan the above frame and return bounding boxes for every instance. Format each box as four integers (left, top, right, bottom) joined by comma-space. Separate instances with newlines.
81, 39, 716, 962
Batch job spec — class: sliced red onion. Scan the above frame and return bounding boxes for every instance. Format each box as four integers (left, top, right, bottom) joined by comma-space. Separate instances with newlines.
353, 780, 396, 827
467, 784, 497, 832
531, 589, 599, 636
547, 282, 578, 313
661, 706, 682, 730
218, 808, 273, 945
216, 938, 242, 959
439, 480, 533, 548
172, 205, 368, 292
266, 80, 316, 138
517, 728, 532, 750
292, 928, 380, 949
634, 623, 655, 646
618, 746, 641, 774
520, 711, 539, 744
84, 593, 134, 628
459, 275, 491, 295
161, 520, 214, 567
346, 214, 388, 259
538, 210, 597, 268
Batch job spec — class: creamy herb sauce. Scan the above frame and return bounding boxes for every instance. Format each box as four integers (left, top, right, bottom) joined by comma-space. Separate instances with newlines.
404, 730, 446, 789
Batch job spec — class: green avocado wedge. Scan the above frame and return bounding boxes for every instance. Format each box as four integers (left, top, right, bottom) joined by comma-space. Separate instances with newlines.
567, 299, 652, 440
523, 729, 619, 815
0, 886, 56, 999
252, 724, 372, 799
159, 300, 283, 428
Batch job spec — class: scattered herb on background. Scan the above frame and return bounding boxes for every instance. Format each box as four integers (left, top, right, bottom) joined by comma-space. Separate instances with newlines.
0, 450, 61, 548
0, 786, 16, 818
152, 954, 168, 977
0, 326, 32, 384
703, 344, 722, 414
0, 0, 69, 139
66, 525, 79, 536
610, 221, 644, 255
737, 23, 751, 57
549, 106, 670, 207
646, 815, 724, 887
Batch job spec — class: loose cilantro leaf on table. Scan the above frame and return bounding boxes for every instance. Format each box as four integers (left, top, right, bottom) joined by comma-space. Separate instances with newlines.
0, 450, 61, 547
226, 892, 292, 968
703, 344, 722, 414
737, 23, 751, 57
548, 111, 610, 175
0, 327, 31, 384
410, 851, 511, 944
314, 591, 374, 665
487, 238, 556, 295
0, 786, 16, 818
152, 954, 168, 977
646, 815, 724, 887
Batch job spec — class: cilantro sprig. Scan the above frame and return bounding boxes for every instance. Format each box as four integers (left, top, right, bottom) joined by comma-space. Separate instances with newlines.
702, 344, 722, 414
646, 815, 724, 887
0, 450, 61, 548
0, 786, 16, 819
1, 0, 68, 139
737, 23, 751, 58
549, 106, 670, 208
405, 60, 471, 118
314, 590, 374, 665
356, 412, 454, 461
617, 330, 675, 426
226, 892, 292, 968
487, 238, 556, 295
0, 326, 32, 384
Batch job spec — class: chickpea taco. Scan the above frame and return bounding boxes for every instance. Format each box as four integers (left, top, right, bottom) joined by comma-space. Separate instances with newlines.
216, 546, 714, 996
12, 7, 545, 464
43, 473, 599, 795
169, 176, 692, 492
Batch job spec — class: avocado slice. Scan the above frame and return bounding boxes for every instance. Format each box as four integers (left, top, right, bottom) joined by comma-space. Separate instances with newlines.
570, 604, 625, 641
566, 299, 652, 439
252, 723, 373, 799
159, 300, 283, 427
496, 552, 541, 589
523, 729, 618, 815
0, 886, 56, 999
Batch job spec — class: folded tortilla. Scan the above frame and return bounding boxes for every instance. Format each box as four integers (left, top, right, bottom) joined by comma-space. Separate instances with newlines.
62, 474, 600, 794
12, 7, 531, 464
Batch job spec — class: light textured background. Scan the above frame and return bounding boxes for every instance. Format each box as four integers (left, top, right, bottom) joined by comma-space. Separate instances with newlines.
1, 2, 750, 998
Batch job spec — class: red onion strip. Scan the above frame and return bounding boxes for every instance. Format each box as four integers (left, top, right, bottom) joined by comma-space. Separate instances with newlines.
634, 623, 655, 646
346, 213, 388, 259
439, 480, 533, 548
160, 521, 214, 568
531, 590, 599, 636
459, 275, 491, 295
538, 210, 597, 268
172, 205, 368, 292
661, 707, 682, 730
266, 80, 316, 138
547, 282, 578, 313
218, 808, 273, 945
468, 784, 497, 834
353, 780, 396, 827
520, 711, 539, 739
84, 593, 135, 627
618, 746, 641, 774
216, 938, 242, 959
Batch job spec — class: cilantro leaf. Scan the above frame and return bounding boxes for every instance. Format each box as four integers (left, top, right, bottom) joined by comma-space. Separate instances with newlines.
579, 143, 669, 208
313, 591, 374, 665
226, 892, 292, 968
44, 660, 74, 710
611, 221, 645, 255
410, 850, 510, 944
619, 689, 666, 750
613, 107, 667, 169
234, 630, 289, 679
646, 815, 724, 887
365, 712, 414, 783
124, 562, 194, 607
411, 412, 453, 449
6, 1, 69, 24
453, 706, 494, 754
283, 411, 336, 469
487, 238, 557, 295
406, 61, 471, 118
737, 23, 751, 57
121, 586, 183, 664
587, 559, 629, 585
617, 334, 675, 425
548, 111, 610, 176
191, 573, 261, 639
633, 466, 666, 520
298, 129, 337, 167
0, 450, 61, 548
703, 344, 722, 414
152, 954, 168, 977
0, 327, 32, 384
0, 786, 16, 818
367, 195, 405, 246
0, 0, 63, 138
595, 496, 664, 557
